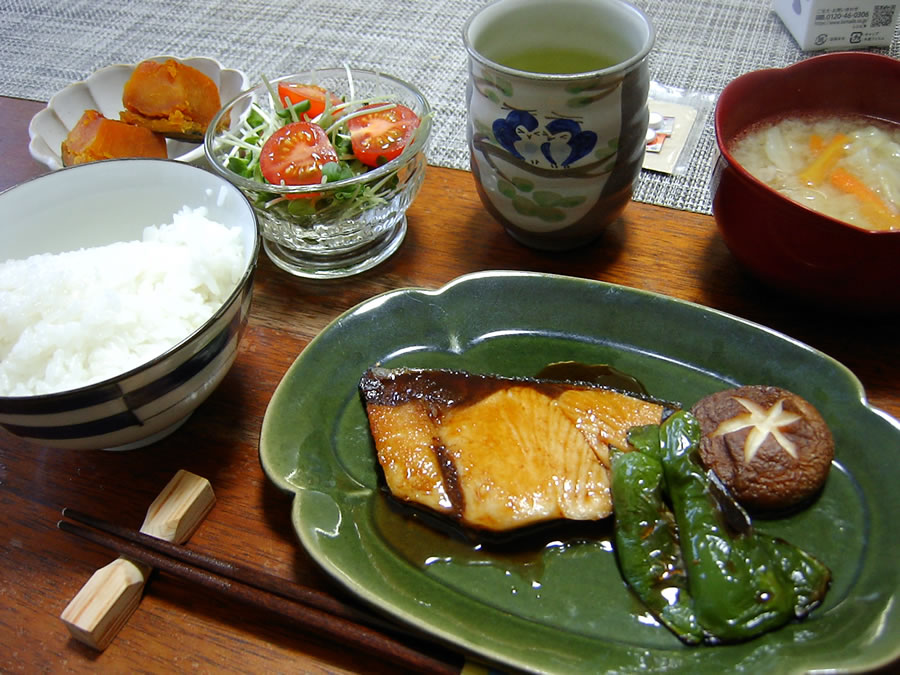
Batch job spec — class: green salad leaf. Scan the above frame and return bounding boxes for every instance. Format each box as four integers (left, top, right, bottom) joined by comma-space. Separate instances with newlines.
214, 72, 427, 223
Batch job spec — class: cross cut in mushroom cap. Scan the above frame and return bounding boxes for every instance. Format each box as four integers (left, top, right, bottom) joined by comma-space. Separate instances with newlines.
711, 397, 802, 464
691, 385, 834, 512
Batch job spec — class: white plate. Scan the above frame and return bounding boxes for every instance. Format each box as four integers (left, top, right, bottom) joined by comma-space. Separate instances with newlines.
27, 55, 249, 170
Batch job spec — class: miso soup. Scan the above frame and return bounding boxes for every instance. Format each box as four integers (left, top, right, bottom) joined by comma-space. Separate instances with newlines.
730, 115, 899, 232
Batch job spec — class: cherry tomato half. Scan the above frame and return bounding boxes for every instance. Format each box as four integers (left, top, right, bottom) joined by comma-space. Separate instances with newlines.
277, 83, 341, 120
259, 121, 338, 199
347, 104, 420, 168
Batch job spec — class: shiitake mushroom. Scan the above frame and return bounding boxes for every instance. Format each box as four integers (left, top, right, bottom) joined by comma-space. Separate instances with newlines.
691, 385, 833, 513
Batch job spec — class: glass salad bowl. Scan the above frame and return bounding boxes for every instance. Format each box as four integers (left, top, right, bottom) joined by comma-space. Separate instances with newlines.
204, 68, 432, 279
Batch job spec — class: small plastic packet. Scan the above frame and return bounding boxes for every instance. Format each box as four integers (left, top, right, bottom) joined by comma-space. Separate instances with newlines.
643, 81, 715, 176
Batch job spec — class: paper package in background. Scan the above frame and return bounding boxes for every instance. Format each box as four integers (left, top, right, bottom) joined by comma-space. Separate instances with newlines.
774, 0, 898, 51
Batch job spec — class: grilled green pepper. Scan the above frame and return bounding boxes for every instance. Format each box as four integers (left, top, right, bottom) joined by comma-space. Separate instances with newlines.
613, 412, 831, 644
659, 412, 831, 642
610, 440, 703, 644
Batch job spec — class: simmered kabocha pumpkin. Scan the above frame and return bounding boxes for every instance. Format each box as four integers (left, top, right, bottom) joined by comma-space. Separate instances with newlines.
61, 109, 167, 166
120, 59, 222, 141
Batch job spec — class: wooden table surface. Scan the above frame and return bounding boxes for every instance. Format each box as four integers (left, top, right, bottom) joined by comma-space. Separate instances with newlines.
1, 94, 897, 674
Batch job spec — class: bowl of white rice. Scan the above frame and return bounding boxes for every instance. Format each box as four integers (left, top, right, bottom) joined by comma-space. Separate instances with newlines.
0, 159, 259, 450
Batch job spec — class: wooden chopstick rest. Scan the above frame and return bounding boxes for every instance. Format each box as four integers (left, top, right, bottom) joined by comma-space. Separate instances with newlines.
59, 469, 215, 650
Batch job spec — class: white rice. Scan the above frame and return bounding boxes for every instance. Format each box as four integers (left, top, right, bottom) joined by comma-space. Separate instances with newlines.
0, 207, 245, 397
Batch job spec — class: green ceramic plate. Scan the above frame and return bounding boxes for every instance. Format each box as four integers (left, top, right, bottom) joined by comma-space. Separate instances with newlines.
259, 271, 900, 674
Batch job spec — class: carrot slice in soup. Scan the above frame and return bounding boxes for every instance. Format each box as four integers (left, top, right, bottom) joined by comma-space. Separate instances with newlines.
798, 133, 849, 186
829, 167, 899, 231
808, 134, 824, 153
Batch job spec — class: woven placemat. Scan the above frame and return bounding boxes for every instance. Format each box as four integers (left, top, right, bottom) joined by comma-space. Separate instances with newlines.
1, 0, 897, 214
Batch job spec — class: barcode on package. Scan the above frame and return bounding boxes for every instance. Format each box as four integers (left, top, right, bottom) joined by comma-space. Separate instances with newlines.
872, 4, 896, 27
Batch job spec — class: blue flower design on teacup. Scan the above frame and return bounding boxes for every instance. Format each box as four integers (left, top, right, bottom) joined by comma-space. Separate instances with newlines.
493, 111, 598, 169
540, 118, 598, 168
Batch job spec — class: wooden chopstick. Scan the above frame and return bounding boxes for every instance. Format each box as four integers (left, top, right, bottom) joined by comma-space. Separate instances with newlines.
58, 509, 461, 675
61, 507, 404, 635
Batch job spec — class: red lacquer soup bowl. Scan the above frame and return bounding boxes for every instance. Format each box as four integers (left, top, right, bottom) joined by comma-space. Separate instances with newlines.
712, 52, 900, 312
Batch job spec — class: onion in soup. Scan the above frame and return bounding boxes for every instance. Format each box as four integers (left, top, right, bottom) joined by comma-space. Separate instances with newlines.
730, 115, 899, 232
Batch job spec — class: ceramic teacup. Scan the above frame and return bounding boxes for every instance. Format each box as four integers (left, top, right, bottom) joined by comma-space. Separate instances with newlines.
463, 0, 654, 250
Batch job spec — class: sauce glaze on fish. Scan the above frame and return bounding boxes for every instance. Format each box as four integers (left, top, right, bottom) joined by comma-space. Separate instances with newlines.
360, 367, 676, 534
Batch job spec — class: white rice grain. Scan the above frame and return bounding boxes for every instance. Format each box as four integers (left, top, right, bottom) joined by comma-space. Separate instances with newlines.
0, 207, 245, 397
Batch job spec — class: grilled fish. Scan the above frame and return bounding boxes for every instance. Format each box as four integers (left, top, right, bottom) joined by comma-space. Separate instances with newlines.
360, 367, 674, 534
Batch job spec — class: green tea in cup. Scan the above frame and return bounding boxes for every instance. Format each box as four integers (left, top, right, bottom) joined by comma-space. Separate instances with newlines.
463, 0, 655, 250
488, 46, 619, 74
